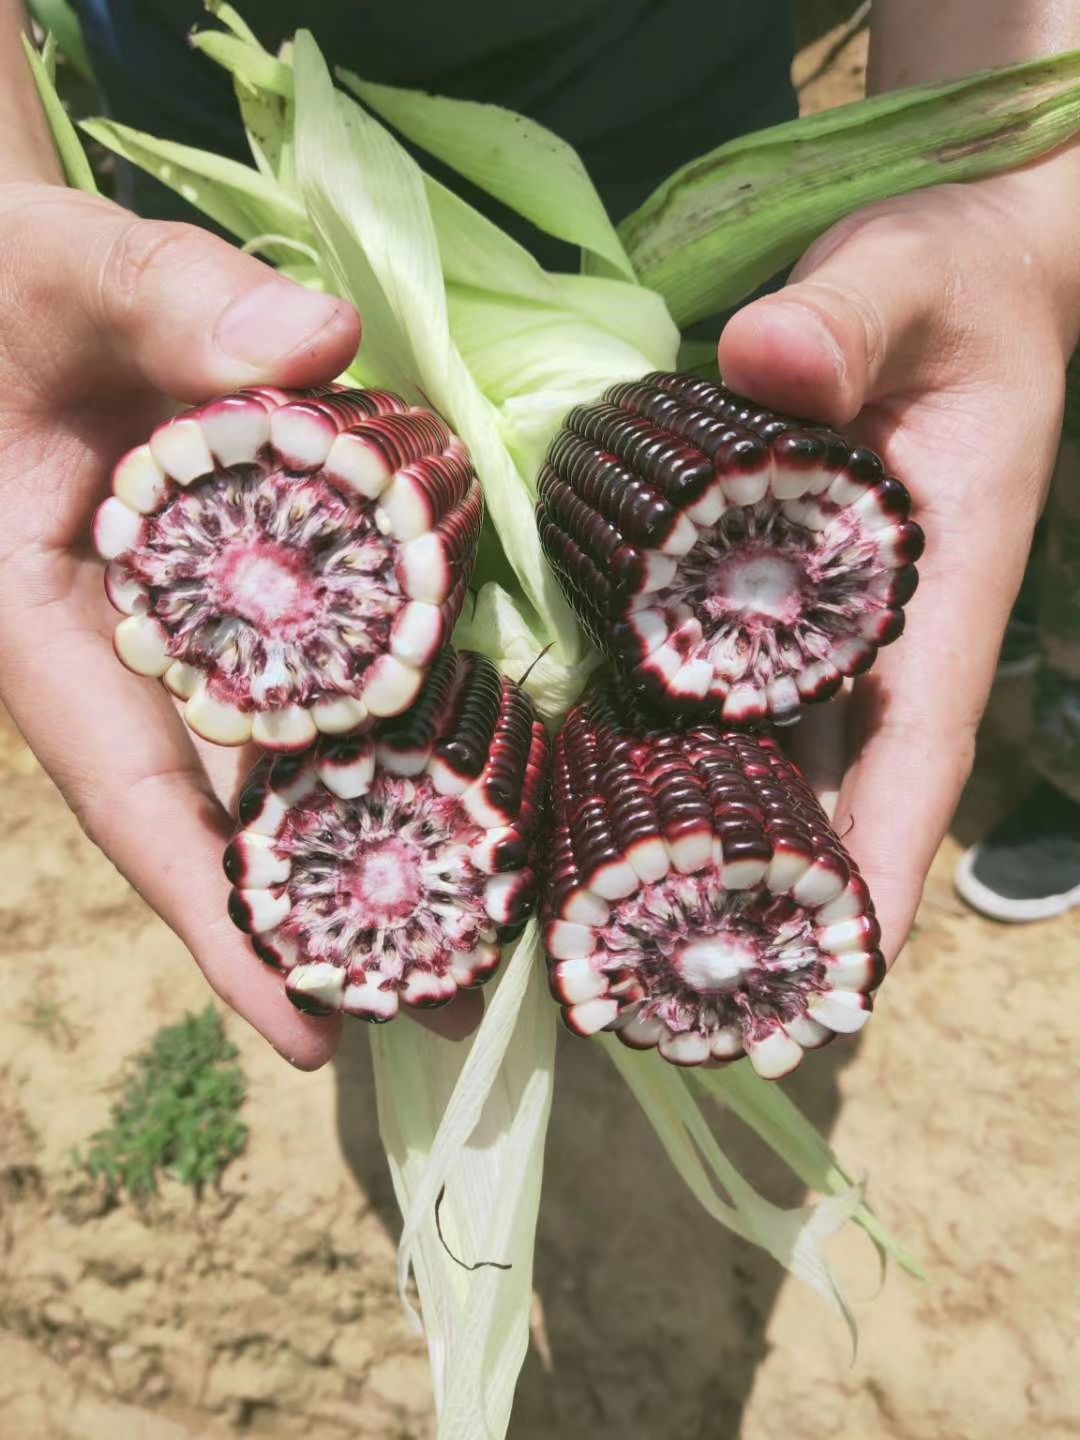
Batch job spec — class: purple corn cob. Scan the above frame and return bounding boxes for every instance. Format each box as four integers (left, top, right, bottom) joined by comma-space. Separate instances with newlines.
537, 371, 923, 725
225, 647, 549, 1019
94, 386, 483, 750
542, 680, 883, 1078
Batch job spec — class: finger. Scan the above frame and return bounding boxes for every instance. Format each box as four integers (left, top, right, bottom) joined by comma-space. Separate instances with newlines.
189, 730, 262, 815
0, 563, 342, 1070
833, 651, 980, 969
831, 460, 1038, 964
717, 201, 958, 425
3, 187, 360, 406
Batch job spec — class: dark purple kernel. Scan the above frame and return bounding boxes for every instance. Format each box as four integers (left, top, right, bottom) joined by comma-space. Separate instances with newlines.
489, 833, 530, 872
893, 520, 926, 564
285, 984, 337, 1017
878, 609, 906, 645
873, 476, 912, 515
269, 751, 311, 792
377, 648, 459, 758
222, 839, 247, 886
718, 830, 772, 860
237, 772, 271, 828
251, 936, 288, 971
847, 447, 885, 483
863, 951, 888, 988
752, 416, 799, 442
227, 888, 261, 933
889, 564, 920, 607
716, 435, 769, 475
435, 653, 504, 780
545, 435, 681, 545
772, 431, 830, 470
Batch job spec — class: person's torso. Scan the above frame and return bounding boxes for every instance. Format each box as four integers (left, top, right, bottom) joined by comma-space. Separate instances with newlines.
75, 0, 797, 242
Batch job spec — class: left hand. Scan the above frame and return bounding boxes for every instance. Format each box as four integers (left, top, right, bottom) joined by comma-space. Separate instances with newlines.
717, 151, 1080, 964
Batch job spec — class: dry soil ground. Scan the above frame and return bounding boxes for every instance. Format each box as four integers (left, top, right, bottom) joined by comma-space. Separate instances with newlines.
3, 12, 1079, 1440
3, 694, 1079, 1440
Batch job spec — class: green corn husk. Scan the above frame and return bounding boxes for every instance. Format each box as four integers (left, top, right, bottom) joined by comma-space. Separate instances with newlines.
20, 32, 96, 193
619, 50, 1080, 324
24, 9, 1080, 1434
26, 0, 93, 83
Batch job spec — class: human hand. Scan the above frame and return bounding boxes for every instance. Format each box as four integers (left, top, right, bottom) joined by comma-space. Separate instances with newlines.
0, 182, 453, 1070
717, 151, 1080, 964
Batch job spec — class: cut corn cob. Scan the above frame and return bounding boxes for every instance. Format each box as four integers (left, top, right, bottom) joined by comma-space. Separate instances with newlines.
226, 647, 549, 1019
96, 386, 484, 749
543, 678, 883, 1078
537, 372, 922, 725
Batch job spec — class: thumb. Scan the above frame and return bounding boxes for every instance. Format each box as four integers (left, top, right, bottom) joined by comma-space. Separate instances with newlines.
5, 187, 360, 404
717, 206, 952, 426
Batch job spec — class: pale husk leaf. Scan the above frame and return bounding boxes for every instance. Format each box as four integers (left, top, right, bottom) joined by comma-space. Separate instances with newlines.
371, 928, 555, 1437
340, 70, 635, 279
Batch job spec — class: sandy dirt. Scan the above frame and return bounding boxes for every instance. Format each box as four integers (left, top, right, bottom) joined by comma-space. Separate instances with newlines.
2, 679, 1078, 1440
3, 10, 1079, 1439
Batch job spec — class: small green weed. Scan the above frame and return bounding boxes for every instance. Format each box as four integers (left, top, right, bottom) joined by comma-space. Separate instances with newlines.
75, 1006, 248, 1202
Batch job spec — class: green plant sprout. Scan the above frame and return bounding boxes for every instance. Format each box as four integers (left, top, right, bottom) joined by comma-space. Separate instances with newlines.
75, 1006, 248, 1201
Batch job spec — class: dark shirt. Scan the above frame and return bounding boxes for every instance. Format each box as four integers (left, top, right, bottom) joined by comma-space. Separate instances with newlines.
74, 0, 796, 259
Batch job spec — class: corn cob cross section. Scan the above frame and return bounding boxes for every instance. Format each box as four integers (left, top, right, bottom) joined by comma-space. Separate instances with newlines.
226, 648, 549, 1019
538, 371, 923, 726
543, 681, 883, 1079
95, 386, 484, 750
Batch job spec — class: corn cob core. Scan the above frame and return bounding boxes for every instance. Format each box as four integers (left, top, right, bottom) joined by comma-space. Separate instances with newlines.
538, 371, 923, 725
226, 648, 549, 1019
543, 682, 882, 1078
94, 386, 483, 751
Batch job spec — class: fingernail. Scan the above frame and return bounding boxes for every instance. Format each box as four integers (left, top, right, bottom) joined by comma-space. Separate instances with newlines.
215, 281, 351, 372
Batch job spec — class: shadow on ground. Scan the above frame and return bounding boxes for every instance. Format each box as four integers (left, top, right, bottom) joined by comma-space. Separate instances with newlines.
333, 1008, 855, 1439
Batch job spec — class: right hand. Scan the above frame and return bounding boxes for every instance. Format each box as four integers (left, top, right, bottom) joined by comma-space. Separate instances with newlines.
0, 183, 387, 1067
718, 164, 1080, 967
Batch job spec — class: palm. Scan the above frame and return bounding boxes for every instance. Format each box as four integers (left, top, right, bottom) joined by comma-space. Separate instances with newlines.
791, 358, 1058, 961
